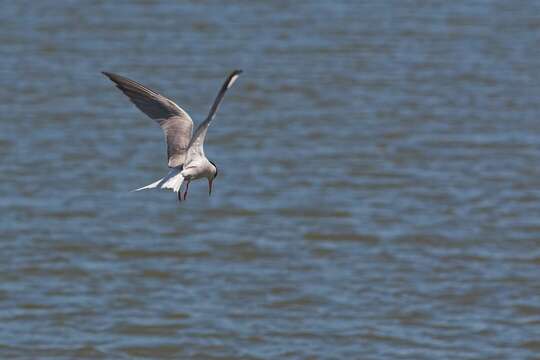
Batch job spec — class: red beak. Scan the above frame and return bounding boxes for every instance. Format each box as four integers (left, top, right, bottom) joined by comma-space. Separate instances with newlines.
208, 178, 213, 196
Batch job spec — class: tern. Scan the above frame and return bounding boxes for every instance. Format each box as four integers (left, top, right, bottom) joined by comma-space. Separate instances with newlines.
103, 70, 242, 201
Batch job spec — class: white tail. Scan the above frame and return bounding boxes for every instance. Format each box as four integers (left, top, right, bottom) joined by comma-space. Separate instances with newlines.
132, 168, 184, 193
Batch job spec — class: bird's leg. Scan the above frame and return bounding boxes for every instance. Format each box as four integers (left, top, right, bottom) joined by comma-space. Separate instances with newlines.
183, 181, 190, 200
177, 179, 186, 202
177, 188, 182, 202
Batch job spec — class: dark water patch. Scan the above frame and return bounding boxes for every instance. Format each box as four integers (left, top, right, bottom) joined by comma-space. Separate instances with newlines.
17, 303, 55, 310
360, 331, 431, 350
114, 249, 211, 261
138, 269, 173, 279
325, 179, 409, 190
108, 295, 145, 309
111, 322, 188, 336
265, 295, 325, 310
72, 345, 108, 359
44, 209, 98, 220
163, 311, 190, 320
211, 241, 278, 262
521, 340, 540, 352
513, 304, 540, 317
386, 308, 432, 326
114, 344, 184, 358
309, 247, 338, 258
203, 207, 259, 218
304, 232, 379, 244
396, 234, 460, 248
50, 241, 107, 254
277, 207, 351, 218
4, 346, 109, 360
15, 265, 89, 279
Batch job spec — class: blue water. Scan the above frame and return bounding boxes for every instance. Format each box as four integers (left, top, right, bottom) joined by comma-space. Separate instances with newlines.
1, 1, 539, 358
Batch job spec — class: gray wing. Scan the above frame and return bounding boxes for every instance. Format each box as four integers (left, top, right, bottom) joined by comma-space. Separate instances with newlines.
185, 70, 242, 164
102, 71, 193, 168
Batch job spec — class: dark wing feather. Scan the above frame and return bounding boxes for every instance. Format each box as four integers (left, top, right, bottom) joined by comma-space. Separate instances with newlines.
185, 70, 242, 164
102, 71, 193, 168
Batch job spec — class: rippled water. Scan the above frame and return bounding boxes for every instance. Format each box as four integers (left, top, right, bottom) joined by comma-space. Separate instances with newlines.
1, 1, 540, 359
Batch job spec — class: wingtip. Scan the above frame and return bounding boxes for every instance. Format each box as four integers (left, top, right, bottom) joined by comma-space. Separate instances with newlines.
224, 70, 242, 89
102, 71, 123, 81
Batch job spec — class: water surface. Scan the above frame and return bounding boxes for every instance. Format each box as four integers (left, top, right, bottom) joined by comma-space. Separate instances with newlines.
1, 1, 540, 359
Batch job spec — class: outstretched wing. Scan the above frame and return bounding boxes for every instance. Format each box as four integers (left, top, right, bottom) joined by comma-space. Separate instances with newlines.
185, 70, 242, 164
102, 71, 194, 168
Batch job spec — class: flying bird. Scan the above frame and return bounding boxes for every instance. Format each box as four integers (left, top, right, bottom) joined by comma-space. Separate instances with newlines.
103, 70, 242, 201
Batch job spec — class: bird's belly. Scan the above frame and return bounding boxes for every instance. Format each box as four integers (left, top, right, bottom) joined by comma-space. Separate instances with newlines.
181, 169, 205, 181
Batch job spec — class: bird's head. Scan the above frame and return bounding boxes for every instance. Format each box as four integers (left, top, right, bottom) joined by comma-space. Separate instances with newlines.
208, 160, 218, 196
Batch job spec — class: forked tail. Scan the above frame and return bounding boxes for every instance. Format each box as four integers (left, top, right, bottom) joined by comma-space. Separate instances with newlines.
132, 168, 184, 193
